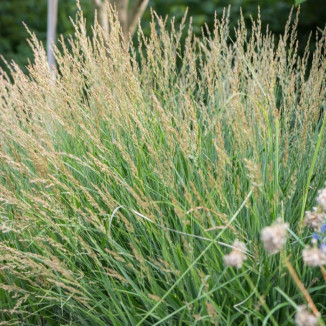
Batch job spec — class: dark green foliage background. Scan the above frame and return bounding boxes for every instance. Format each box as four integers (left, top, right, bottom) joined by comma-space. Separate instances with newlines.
0, 0, 325, 72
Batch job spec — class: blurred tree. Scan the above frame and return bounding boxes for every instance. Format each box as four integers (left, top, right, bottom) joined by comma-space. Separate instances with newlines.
91, 0, 149, 42
47, 0, 58, 77
92, 0, 110, 37
0, 0, 93, 73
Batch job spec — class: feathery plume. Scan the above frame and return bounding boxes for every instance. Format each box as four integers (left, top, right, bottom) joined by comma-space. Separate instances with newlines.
302, 247, 326, 267
295, 306, 318, 326
261, 219, 289, 254
223, 239, 247, 268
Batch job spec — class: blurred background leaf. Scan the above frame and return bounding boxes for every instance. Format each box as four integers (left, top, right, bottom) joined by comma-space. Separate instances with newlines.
295, 0, 307, 6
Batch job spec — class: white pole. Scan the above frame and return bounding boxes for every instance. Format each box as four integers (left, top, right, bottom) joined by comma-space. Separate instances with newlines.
47, 0, 58, 78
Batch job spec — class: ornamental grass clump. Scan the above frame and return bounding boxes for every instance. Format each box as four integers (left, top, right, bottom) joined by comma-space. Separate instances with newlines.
0, 5, 326, 325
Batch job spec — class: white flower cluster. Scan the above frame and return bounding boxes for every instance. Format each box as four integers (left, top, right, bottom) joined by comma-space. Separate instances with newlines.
302, 247, 326, 267
222, 186, 326, 325
316, 187, 326, 212
223, 239, 247, 269
303, 185, 326, 267
304, 208, 325, 230
305, 185, 326, 231
261, 219, 289, 254
295, 306, 318, 326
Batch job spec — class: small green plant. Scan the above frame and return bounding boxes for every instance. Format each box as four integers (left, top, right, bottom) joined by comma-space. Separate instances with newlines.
0, 6, 325, 325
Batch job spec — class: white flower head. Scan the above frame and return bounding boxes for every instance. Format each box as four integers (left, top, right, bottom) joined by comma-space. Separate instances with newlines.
261, 218, 289, 254
302, 247, 326, 267
224, 239, 247, 269
304, 208, 325, 230
295, 306, 318, 326
316, 186, 326, 212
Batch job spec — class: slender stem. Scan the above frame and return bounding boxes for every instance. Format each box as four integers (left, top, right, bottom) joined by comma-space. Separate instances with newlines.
320, 266, 326, 283
243, 273, 279, 326
284, 258, 320, 317
136, 190, 253, 325
274, 117, 280, 217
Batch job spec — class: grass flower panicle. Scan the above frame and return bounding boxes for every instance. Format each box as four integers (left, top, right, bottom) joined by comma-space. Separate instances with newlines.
223, 239, 247, 268
261, 219, 289, 254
